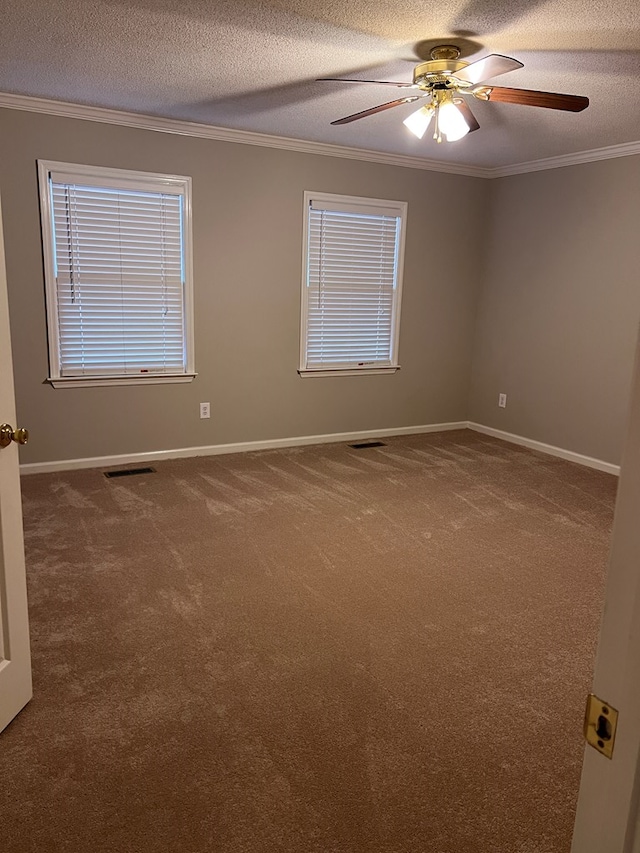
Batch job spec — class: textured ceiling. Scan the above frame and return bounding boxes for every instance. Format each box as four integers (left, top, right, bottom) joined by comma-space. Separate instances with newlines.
1, 0, 639, 168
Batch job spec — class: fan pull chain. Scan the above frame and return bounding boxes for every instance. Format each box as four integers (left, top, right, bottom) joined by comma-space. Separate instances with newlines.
433, 106, 442, 144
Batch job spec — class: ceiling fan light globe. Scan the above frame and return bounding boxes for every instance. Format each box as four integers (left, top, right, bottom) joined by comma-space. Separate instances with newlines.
438, 100, 470, 142
403, 105, 433, 139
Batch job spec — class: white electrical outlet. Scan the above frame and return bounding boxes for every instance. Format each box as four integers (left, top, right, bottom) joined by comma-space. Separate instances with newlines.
498, 393, 507, 408
200, 402, 211, 419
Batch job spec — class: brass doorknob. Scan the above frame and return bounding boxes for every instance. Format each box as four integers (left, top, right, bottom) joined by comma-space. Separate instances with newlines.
0, 424, 29, 448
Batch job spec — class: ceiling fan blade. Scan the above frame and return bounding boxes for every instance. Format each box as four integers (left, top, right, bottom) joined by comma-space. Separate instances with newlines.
331, 96, 422, 125
454, 98, 480, 133
317, 78, 416, 89
453, 54, 523, 84
479, 86, 589, 111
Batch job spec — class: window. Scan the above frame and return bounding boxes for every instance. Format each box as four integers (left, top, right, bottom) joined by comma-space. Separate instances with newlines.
38, 161, 195, 387
299, 191, 406, 377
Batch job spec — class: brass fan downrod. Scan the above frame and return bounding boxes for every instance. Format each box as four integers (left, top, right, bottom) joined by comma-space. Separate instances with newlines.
430, 45, 461, 61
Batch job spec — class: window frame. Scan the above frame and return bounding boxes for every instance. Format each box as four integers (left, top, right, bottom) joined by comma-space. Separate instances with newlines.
37, 160, 196, 388
298, 190, 407, 378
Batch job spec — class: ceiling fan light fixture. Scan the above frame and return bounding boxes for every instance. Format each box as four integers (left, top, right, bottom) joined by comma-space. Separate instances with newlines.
437, 100, 470, 142
403, 104, 434, 139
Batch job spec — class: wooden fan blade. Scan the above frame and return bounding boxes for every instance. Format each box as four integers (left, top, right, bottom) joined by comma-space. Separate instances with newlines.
317, 78, 416, 88
331, 96, 422, 125
453, 54, 523, 84
481, 86, 589, 111
454, 98, 480, 133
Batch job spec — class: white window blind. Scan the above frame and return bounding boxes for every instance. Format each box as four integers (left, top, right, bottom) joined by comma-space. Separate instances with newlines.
39, 162, 194, 386
301, 193, 406, 374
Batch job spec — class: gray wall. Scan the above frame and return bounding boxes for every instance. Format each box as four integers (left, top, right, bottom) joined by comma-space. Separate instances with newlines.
469, 156, 640, 466
0, 108, 485, 464
3, 107, 638, 468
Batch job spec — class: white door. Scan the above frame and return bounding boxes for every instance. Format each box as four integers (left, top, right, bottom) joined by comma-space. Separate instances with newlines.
0, 193, 32, 734
571, 333, 640, 851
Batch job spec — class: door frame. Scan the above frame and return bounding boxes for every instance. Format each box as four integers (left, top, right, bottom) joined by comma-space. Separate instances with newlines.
572, 333, 640, 851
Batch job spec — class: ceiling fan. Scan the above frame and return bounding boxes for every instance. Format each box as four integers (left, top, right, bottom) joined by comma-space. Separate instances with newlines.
319, 45, 589, 143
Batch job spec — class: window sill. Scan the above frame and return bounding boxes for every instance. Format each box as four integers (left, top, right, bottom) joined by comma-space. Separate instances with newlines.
298, 366, 400, 378
47, 373, 197, 388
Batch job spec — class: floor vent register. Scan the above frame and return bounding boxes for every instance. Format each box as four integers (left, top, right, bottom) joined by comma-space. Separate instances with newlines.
104, 467, 156, 479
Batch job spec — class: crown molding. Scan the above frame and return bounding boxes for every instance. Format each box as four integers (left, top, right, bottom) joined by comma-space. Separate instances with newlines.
0, 92, 490, 179
1, 91, 638, 180
489, 140, 640, 178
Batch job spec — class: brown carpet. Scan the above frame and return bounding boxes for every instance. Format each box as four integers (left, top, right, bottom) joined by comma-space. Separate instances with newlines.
1, 430, 616, 853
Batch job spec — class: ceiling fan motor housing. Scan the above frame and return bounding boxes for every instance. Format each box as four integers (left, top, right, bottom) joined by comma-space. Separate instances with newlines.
413, 47, 470, 90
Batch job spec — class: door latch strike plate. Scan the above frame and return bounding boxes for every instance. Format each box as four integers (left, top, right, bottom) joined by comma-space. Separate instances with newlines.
584, 693, 618, 759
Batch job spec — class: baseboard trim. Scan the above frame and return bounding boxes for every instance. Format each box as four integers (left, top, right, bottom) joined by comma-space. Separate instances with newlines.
19, 420, 622, 476
19, 421, 468, 475
468, 422, 620, 476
